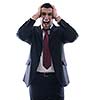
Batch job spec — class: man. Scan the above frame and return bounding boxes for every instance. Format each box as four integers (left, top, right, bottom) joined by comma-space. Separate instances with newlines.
17, 3, 78, 100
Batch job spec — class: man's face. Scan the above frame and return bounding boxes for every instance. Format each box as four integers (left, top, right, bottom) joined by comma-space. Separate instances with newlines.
40, 7, 53, 30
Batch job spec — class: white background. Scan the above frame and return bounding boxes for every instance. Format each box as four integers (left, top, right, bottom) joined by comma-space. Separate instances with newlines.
0, 0, 100, 100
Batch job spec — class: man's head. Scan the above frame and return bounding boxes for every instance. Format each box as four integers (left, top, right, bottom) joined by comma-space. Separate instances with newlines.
40, 3, 53, 30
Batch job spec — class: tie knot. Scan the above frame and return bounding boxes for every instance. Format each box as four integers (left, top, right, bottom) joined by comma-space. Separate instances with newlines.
44, 30, 48, 34
43, 30, 49, 36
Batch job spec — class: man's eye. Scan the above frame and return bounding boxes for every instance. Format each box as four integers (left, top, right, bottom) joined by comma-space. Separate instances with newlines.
48, 13, 52, 16
41, 12, 46, 16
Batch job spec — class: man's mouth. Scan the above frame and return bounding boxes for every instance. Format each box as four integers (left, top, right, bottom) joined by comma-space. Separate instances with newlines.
43, 21, 50, 24
43, 19, 50, 24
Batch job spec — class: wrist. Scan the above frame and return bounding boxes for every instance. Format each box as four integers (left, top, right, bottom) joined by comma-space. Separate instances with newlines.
32, 14, 39, 20
55, 16, 61, 22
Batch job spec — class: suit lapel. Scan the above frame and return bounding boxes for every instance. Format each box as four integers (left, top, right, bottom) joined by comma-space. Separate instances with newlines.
36, 26, 43, 42
50, 24, 57, 38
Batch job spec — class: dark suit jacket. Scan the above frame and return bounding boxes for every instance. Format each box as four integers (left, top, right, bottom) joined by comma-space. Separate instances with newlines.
17, 18, 78, 87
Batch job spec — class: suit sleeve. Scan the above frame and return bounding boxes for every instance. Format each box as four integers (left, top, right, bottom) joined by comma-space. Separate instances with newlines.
58, 19, 78, 43
17, 18, 36, 44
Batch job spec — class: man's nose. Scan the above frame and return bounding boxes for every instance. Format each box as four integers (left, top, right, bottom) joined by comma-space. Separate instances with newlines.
44, 14, 49, 19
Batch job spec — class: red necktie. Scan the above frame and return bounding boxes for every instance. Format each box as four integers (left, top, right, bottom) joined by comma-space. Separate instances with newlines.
43, 30, 51, 69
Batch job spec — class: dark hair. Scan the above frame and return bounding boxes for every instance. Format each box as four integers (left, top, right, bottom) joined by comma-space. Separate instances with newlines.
41, 3, 53, 9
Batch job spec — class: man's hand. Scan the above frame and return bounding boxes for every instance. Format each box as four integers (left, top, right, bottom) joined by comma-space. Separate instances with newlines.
31, 7, 41, 20
52, 5, 61, 22
52, 5, 58, 18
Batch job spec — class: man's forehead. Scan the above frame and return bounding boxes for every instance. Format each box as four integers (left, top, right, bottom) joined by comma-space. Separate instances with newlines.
41, 7, 53, 12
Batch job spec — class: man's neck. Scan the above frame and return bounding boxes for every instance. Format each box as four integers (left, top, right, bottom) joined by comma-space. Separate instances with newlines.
41, 23, 53, 30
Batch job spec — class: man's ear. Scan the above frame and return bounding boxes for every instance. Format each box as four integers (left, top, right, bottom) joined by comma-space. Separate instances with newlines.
52, 8, 55, 19
52, 5, 55, 18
